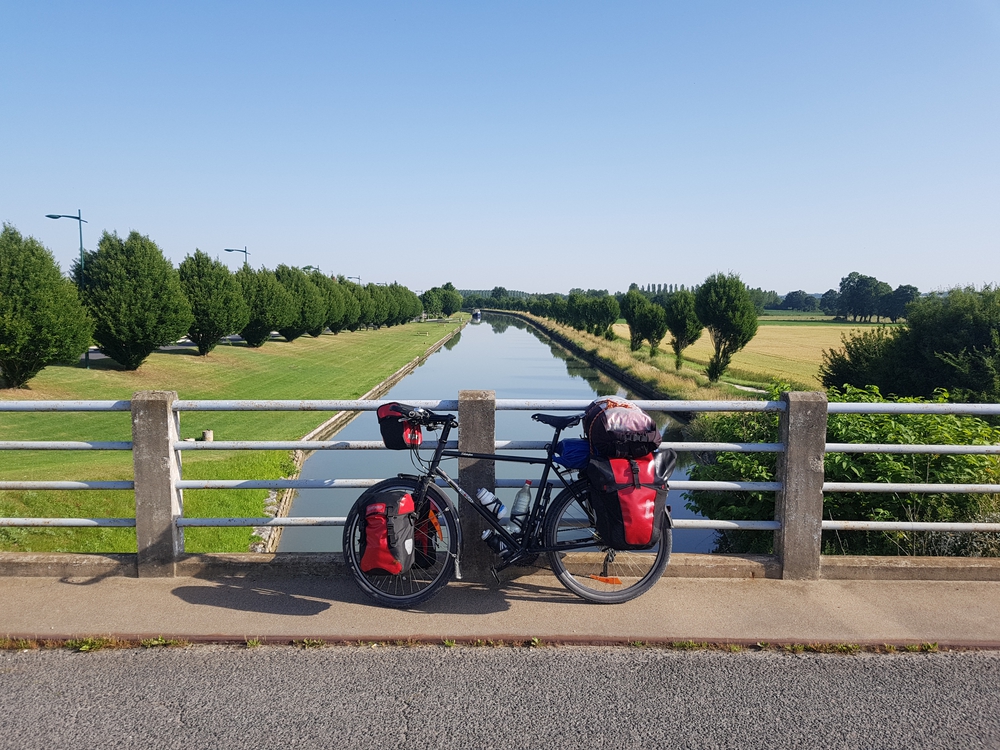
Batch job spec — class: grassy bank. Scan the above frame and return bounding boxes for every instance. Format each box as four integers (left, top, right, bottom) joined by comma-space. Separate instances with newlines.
512, 314, 743, 401
0, 318, 465, 553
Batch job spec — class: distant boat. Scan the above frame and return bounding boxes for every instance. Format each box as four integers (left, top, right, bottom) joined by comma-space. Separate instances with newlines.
471, 308, 481, 321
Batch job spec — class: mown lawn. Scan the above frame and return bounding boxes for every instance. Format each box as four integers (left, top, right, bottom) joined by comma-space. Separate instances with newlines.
0, 319, 465, 553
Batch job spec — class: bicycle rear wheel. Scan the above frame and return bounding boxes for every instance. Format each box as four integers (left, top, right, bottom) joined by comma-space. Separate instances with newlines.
343, 477, 458, 608
543, 479, 671, 604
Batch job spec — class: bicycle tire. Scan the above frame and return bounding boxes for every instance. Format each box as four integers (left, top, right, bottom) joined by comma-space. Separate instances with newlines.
343, 477, 458, 608
543, 479, 671, 604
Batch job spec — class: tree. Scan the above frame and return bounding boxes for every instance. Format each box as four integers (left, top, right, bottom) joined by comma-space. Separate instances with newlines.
421, 288, 443, 317
591, 295, 620, 339
235, 265, 295, 347
662, 290, 703, 370
0, 224, 93, 387
635, 302, 668, 355
336, 277, 362, 331
440, 288, 463, 317
307, 271, 346, 335
274, 265, 326, 341
694, 273, 758, 382
178, 250, 250, 355
781, 290, 818, 312
820, 289, 840, 316
78, 230, 193, 370
879, 284, 920, 323
490, 286, 509, 300
619, 289, 648, 351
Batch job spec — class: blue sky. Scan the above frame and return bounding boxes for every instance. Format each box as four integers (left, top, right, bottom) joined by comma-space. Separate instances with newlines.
2, 1, 998, 295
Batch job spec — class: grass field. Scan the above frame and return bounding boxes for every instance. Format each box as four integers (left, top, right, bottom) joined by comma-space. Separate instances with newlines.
611, 319, 880, 388
0, 318, 465, 553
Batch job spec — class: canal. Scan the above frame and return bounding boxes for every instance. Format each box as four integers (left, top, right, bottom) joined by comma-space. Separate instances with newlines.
279, 314, 714, 553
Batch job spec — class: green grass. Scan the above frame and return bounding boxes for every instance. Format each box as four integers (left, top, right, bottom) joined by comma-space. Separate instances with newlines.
0, 319, 465, 553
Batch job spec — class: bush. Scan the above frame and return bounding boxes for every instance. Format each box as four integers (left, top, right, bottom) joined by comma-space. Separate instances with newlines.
178, 250, 250, 355
0, 224, 93, 387
820, 286, 1000, 403
685, 385, 1000, 556
79, 231, 193, 370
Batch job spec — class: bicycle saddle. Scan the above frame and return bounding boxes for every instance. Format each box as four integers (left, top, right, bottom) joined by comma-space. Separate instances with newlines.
531, 413, 583, 430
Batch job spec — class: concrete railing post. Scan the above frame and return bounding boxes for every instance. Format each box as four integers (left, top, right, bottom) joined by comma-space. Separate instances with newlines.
774, 391, 828, 580
131, 391, 184, 577
458, 390, 496, 583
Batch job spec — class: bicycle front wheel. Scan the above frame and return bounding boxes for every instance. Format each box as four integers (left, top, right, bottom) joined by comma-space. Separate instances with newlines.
543, 479, 671, 604
343, 477, 458, 609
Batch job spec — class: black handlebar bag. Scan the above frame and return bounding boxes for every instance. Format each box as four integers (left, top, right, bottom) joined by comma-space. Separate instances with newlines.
377, 402, 423, 450
585, 450, 676, 550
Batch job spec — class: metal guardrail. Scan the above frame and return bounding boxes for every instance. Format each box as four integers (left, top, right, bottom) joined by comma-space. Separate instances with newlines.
1, 397, 998, 538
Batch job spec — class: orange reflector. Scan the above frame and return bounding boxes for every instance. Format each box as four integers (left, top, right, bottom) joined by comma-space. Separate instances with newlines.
428, 509, 443, 541
588, 575, 622, 585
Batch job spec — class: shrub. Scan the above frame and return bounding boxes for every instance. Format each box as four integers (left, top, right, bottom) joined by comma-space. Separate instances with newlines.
0, 224, 93, 387
685, 385, 1000, 556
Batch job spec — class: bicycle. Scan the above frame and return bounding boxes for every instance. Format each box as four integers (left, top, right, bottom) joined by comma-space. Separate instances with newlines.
342, 406, 673, 608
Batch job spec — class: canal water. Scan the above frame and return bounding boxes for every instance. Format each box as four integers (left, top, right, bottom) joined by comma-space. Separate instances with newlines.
279, 314, 715, 553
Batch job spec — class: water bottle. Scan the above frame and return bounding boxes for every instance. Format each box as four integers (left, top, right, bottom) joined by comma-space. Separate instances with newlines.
481, 529, 510, 556
508, 480, 532, 531
476, 488, 506, 519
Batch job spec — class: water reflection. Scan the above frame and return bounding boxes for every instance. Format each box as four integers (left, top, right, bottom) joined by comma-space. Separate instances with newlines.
278, 312, 713, 553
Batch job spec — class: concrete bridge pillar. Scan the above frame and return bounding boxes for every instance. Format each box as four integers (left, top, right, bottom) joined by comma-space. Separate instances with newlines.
131, 391, 184, 577
774, 391, 828, 579
457, 390, 496, 583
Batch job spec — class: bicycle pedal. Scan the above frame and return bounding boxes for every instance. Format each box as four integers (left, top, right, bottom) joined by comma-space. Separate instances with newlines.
588, 574, 622, 585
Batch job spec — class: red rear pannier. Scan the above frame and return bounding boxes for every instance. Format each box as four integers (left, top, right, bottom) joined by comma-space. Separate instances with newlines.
359, 490, 416, 575
377, 402, 423, 450
585, 450, 676, 550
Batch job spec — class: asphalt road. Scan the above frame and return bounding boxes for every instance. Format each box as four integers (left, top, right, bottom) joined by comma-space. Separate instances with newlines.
1, 646, 998, 749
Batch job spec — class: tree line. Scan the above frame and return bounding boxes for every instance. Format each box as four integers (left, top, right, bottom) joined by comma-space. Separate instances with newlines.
475, 273, 760, 383
0, 224, 426, 387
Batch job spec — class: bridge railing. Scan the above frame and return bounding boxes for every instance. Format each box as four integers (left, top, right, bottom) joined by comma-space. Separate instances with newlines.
1, 391, 999, 579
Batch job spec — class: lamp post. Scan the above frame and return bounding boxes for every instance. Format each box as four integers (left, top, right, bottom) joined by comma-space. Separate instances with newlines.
224, 246, 250, 266
45, 209, 90, 369
346, 275, 361, 284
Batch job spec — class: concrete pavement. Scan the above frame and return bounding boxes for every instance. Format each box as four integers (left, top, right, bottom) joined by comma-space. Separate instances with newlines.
3, 569, 1000, 646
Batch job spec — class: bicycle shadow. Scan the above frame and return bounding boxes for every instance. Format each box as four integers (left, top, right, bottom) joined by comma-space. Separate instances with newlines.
171, 577, 332, 616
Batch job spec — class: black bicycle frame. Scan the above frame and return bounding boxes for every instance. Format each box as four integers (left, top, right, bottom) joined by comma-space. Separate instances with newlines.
408, 417, 586, 569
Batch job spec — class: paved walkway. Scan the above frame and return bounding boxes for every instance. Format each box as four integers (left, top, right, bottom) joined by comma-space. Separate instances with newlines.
3, 573, 999, 646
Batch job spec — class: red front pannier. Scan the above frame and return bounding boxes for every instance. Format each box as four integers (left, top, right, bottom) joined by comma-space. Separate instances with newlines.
377, 402, 423, 450
359, 490, 416, 575
585, 450, 676, 550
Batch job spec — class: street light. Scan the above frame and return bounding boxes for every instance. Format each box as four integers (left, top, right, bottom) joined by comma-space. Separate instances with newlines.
45, 209, 90, 369
346, 275, 361, 284
302, 265, 320, 272
224, 246, 250, 265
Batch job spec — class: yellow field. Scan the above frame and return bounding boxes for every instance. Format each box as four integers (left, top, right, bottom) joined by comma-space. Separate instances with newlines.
612, 322, 874, 387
